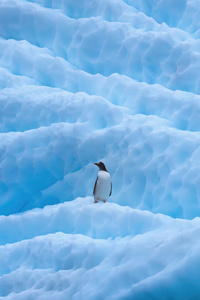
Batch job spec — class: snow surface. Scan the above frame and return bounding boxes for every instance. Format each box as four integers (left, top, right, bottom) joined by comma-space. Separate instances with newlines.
1, 0, 200, 299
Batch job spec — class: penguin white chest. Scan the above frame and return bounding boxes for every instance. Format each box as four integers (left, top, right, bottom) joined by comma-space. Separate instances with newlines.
94, 171, 111, 201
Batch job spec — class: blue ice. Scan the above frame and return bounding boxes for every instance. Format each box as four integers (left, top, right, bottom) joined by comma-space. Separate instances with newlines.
1, 0, 200, 299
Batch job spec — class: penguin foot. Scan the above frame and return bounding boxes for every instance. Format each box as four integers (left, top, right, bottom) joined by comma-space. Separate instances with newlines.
103, 200, 106, 203
94, 200, 98, 203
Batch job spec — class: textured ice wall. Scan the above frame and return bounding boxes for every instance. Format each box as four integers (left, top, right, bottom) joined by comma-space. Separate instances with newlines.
1, 198, 200, 300
1, 0, 200, 299
1, 0, 200, 218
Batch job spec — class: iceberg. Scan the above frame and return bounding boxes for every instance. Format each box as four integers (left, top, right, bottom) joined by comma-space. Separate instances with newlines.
1, 0, 200, 299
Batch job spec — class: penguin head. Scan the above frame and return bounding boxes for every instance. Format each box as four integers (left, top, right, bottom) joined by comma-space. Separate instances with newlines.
94, 162, 108, 172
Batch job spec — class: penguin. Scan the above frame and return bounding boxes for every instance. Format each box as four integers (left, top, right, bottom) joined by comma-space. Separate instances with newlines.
93, 162, 112, 203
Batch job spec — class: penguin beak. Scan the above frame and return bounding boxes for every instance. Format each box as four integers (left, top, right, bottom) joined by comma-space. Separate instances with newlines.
94, 163, 98, 166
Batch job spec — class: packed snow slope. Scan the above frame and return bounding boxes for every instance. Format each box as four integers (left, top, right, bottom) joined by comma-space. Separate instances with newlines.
1, 0, 200, 299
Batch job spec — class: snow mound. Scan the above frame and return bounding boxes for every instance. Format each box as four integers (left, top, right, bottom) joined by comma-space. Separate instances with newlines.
1, 0, 200, 299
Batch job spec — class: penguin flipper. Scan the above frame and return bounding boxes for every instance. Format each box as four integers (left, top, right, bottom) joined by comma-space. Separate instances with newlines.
109, 182, 112, 197
93, 177, 98, 195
